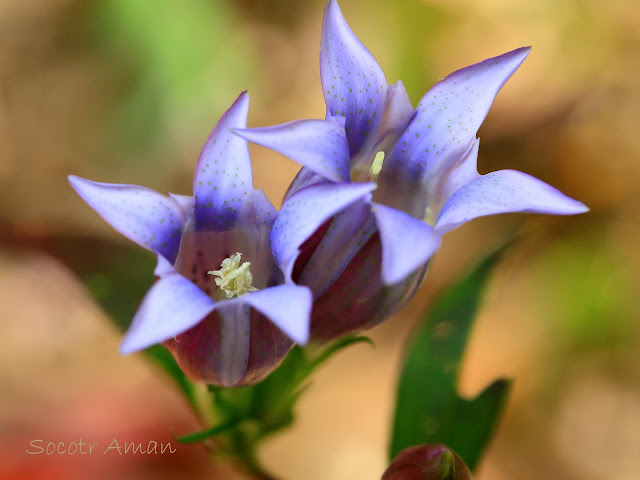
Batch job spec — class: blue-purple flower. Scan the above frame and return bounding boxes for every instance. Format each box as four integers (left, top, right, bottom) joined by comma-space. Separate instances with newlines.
235, 0, 587, 340
69, 92, 312, 386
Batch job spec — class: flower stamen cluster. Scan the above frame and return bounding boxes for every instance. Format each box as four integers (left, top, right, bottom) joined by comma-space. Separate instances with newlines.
208, 252, 258, 299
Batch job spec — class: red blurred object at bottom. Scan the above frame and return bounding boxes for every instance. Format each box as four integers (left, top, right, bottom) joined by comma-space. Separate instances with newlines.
381, 444, 472, 480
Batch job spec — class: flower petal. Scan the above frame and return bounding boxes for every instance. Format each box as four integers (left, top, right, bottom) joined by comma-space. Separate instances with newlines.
242, 284, 313, 344
216, 302, 251, 386
270, 181, 376, 281
68, 175, 185, 263
435, 169, 589, 233
307, 233, 427, 342
192, 91, 254, 231
153, 253, 175, 276
350, 81, 415, 180
437, 138, 481, 207
120, 256, 216, 354
250, 188, 277, 228
163, 303, 294, 386
375, 138, 478, 220
378, 81, 415, 142
169, 193, 195, 220
382, 47, 531, 183
235, 118, 351, 183
372, 203, 441, 285
297, 198, 376, 297
321, 0, 388, 157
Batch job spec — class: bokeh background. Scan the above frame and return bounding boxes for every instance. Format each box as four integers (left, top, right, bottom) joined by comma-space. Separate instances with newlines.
1, 0, 639, 479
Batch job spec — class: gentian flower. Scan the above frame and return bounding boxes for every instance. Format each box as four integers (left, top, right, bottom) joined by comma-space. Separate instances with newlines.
235, 0, 587, 341
69, 92, 312, 386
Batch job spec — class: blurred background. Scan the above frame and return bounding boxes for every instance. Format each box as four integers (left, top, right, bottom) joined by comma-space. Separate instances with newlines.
1, 0, 639, 478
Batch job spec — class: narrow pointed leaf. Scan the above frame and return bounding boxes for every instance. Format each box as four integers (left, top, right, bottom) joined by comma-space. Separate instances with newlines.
390, 247, 511, 471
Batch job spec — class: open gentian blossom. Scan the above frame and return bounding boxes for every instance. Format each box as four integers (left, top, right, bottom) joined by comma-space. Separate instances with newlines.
69, 92, 312, 386
236, 0, 588, 341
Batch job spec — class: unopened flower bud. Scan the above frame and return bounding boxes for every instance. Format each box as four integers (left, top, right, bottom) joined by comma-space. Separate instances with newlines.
381, 444, 472, 480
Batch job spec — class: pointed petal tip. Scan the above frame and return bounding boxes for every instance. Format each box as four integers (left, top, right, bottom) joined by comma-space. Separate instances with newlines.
242, 285, 312, 345
325, 0, 340, 15
556, 198, 589, 215
119, 325, 158, 355
67, 174, 89, 191
571, 200, 589, 214
235, 119, 351, 183
380, 235, 440, 286
435, 170, 589, 233
120, 271, 216, 357
320, 0, 387, 158
119, 337, 141, 355
236, 90, 249, 103
512, 45, 532, 63
68, 175, 84, 196
119, 333, 159, 356
372, 203, 441, 286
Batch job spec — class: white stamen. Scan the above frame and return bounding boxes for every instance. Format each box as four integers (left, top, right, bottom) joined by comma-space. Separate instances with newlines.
208, 252, 258, 298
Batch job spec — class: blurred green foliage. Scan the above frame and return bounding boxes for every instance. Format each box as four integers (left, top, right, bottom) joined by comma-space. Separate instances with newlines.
534, 228, 636, 350
91, 0, 256, 149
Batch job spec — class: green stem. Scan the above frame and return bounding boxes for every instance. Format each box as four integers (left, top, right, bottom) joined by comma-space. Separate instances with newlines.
228, 426, 279, 480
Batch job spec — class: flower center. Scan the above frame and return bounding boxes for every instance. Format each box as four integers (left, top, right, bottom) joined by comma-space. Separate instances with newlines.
208, 252, 258, 299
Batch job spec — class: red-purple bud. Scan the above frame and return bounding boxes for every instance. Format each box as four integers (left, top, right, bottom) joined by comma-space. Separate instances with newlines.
381, 444, 472, 480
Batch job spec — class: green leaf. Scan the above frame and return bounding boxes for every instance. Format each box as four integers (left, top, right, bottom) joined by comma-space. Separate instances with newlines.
390, 248, 511, 471
451, 378, 512, 467
176, 418, 242, 444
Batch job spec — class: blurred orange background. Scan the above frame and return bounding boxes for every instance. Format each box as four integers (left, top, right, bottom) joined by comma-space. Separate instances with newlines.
1, 0, 639, 479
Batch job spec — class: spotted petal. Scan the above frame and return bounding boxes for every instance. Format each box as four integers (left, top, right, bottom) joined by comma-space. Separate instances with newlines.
120, 255, 216, 354
321, 0, 388, 157
435, 169, 589, 233
235, 118, 351, 183
192, 91, 254, 231
381, 47, 531, 184
372, 203, 441, 285
270, 182, 376, 281
250, 188, 278, 228
68, 175, 186, 263
242, 284, 313, 344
